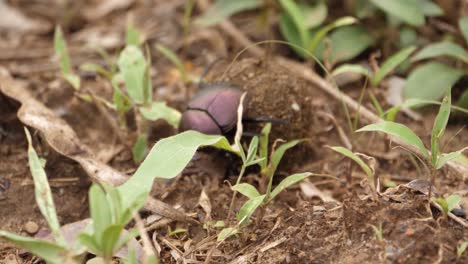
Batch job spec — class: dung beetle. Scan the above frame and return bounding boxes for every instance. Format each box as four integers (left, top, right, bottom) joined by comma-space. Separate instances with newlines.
179, 83, 244, 135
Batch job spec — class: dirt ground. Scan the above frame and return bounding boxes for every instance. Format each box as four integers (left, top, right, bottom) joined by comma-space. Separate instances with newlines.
0, 1, 467, 263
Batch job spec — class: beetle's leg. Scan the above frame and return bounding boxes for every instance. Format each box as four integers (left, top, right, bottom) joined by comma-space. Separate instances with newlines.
242, 116, 288, 124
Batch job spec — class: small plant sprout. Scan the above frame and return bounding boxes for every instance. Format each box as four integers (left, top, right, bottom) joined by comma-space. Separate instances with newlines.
156, 44, 190, 84
432, 194, 462, 217
54, 26, 80, 90
369, 223, 383, 242
357, 91, 468, 198
328, 146, 377, 196
457, 241, 468, 260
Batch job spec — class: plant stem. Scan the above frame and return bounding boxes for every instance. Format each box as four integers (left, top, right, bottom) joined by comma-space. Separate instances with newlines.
428, 167, 436, 200
227, 165, 246, 221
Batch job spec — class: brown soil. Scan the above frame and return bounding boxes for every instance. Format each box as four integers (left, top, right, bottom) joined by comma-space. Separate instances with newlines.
0, 1, 467, 264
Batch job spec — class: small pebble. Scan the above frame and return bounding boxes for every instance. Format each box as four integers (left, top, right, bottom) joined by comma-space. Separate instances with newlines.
24, 221, 39, 234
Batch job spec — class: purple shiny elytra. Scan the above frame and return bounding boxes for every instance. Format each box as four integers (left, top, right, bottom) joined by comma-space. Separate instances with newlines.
179, 84, 244, 135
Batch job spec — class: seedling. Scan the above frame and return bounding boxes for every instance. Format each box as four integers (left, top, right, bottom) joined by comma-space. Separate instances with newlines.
457, 241, 468, 260
432, 194, 461, 217
328, 146, 377, 196
0, 129, 156, 263
357, 91, 468, 198
369, 223, 383, 242
219, 124, 317, 242
54, 26, 80, 90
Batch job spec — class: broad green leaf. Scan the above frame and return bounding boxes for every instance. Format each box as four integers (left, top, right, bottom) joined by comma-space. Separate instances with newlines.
139, 102, 181, 128
399, 27, 418, 48
372, 46, 416, 86
246, 136, 259, 164
78, 233, 101, 255
259, 123, 271, 170
331, 64, 371, 77
54, 26, 80, 90
456, 89, 468, 110
433, 197, 449, 214
89, 184, 113, 244
101, 225, 123, 257
446, 194, 461, 212
404, 62, 463, 101
156, 44, 188, 83
413, 41, 468, 63
459, 17, 468, 44
435, 147, 468, 169
118, 46, 150, 105
195, 0, 262, 26
132, 134, 148, 163
126, 22, 140, 46
329, 146, 372, 178
268, 139, 303, 177
112, 77, 132, 116
217, 227, 238, 242
420, 0, 444, 16
279, 13, 308, 58
118, 131, 236, 213
369, 0, 425, 26
431, 92, 451, 164
0, 231, 68, 264
357, 121, 429, 157
237, 195, 266, 226
214, 221, 225, 228
268, 172, 313, 201
300, 2, 327, 28
279, 0, 309, 52
308, 16, 357, 53
315, 25, 375, 63
231, 183, 261, 199
25, 129, 65, 246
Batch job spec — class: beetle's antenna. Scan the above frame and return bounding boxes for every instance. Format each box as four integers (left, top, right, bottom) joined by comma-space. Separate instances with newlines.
198, 57, 227, 89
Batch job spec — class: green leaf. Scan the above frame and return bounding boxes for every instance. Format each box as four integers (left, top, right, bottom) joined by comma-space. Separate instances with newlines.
431, 92, 451, 165
446, 194, 461, 212
112, 77, 132, 115
268, 172, 313, 201
433, 197, 449, 214
80, 63, 112, 80
231, 183, 261, 199
369, 0, 425, 26
420, 0, 444, 16
459, 17, 468, 44
357, 121, 429, 157
132, 134, 148, 163
279, 0, 309, 52
78, 233, 101, 255
139, 102, 181, 128
404, 62, 463, 101
413, 41, 468, 63
331, 64, 371, 77
308, 16, 357, 53
259, 123, 271, 170
217, 227, 238, 242
329, 146, 372, 178
24, 129, 65, 246
372, 46, 416, 86
457, 241, 468, 257
315, 25, 375, 63
156, 44, 189, 83
126, 22, 140, 46
268, 140, 303, 177
279, 13, 308, 58
195, 0, 262, 26
246, 136, 259, 164
456, 89, 468, 110
118, 131, 236, 214
101, 225, 124, 257
0, 231, 68, 264
300, 2, 327, 28
117, 46, 151, 105
237, 195, 266, 226
54, 26, 80, 90
435, 147, 468, 169
89, 184, 113, 245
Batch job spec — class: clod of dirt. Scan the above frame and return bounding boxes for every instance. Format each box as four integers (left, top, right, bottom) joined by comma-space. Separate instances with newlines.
24, 221, 39, 235
207, 58, 323, 169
